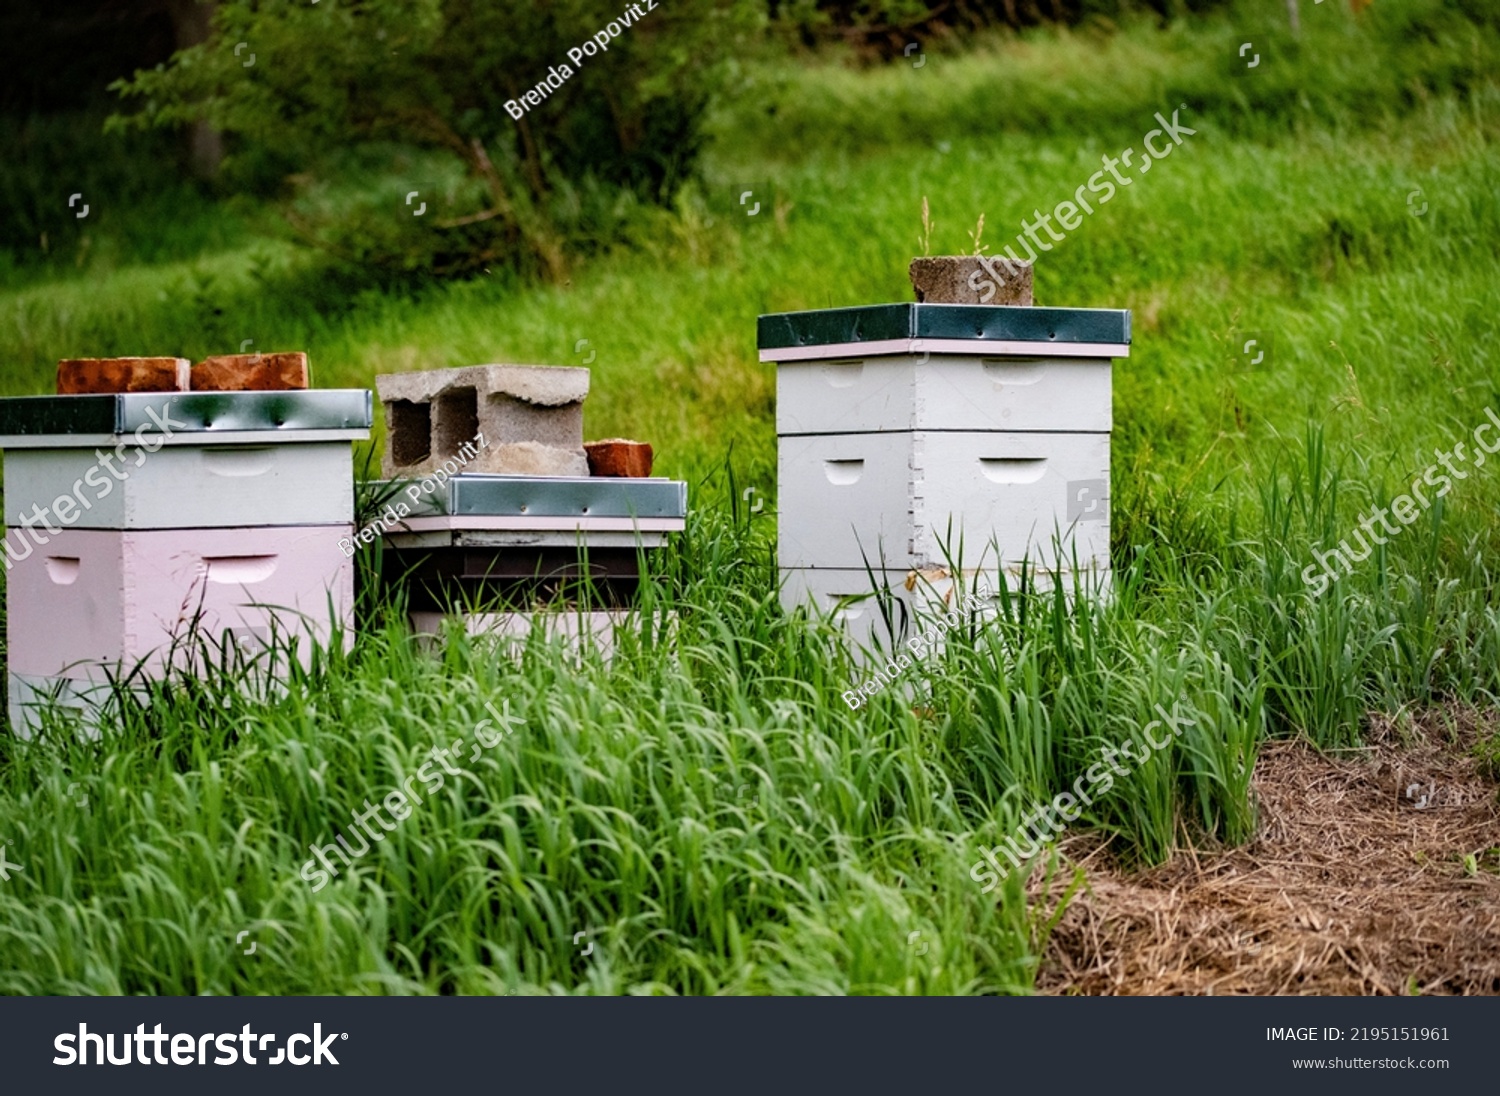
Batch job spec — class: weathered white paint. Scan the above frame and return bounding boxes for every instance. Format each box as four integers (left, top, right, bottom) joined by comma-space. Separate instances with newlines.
3, 442, 354, 528
778, 430, 1110, 571
776, 353, 1112, 435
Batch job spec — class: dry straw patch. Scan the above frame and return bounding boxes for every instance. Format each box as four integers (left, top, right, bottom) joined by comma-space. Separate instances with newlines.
1033, 708, 1500, 995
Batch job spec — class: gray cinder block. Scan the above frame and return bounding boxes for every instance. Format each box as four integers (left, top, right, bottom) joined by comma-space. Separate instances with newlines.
376, 365, 590, 478
489, 441, 589, 477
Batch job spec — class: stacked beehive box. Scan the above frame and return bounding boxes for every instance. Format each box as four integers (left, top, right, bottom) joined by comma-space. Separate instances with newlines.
760, 302, 1130, 649
1, 355, 371, 735
372, 364, 684, 652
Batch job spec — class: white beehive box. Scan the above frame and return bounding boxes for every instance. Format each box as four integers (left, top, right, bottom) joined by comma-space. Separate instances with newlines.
761, 302, 1128, 628
778, 429, 1110, 572
3, 442, 355, 529
776, 352, 1111, 436
0, 391, 368, 531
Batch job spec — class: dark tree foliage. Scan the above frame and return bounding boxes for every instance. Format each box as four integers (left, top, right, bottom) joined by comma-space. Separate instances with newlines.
109, 0, 762, 279
770, 0, 1233, 50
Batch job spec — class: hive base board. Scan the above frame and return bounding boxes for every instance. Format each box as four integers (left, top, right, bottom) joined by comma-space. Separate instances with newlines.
8, 670, 297, 741
780, 565, 1113, 654
6, 524, 354, 681
409, 609, 676, 663
6, 673, 147, 740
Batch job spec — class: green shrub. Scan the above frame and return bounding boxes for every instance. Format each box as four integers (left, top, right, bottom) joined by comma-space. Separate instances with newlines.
109, 0, 764, 281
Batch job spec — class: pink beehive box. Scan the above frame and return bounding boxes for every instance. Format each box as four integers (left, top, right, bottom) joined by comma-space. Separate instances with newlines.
6, 524, 354, 682
0, 390, 371, 732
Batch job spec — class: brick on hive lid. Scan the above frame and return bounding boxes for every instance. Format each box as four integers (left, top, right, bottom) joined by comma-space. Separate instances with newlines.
585, 439, 654, 478
191, 351, 310, 391
57, 357, 190, 395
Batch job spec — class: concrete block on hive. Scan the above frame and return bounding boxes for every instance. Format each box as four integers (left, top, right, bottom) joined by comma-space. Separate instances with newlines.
376, 365, 589, 478
57, 358, 189, 395
490, 440, 588, 477
191, 352, 309, 391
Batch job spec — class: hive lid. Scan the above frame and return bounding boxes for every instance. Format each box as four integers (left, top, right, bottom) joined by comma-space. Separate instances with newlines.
391, 475, 688, 520
0, 390, 373, 447
757, 303, 1131, 361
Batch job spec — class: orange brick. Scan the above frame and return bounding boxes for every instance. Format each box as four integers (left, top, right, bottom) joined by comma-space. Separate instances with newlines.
585, 439, 654, 478
191, 351, 310, 392
57, 357, 189, 395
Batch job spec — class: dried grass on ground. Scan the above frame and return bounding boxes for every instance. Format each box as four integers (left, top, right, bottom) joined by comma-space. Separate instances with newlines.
1035, 708, 1500, 995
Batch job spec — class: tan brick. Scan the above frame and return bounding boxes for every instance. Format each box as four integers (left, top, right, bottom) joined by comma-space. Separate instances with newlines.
57, 357, 189, 395
585, 439, 654, 478
191, 352, 309, 392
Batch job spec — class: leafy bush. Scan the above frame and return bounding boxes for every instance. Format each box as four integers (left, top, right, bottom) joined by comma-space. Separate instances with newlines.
110, 0, 763, 280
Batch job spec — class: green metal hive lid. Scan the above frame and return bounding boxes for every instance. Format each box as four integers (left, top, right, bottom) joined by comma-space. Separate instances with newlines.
393, 475, 688, 520
757, 303, 1131, 350
0, 390, 373, 439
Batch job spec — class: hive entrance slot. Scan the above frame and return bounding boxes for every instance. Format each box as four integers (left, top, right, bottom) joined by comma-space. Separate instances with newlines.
978, 457, 1048, 484
204, 555, 278, 584
45, 557, 81, 585
823, 459, 865, 485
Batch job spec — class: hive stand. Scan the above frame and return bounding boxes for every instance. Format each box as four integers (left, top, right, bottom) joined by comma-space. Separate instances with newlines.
374, 474, 687, 659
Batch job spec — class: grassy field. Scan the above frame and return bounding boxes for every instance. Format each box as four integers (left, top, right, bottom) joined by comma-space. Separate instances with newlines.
1, 0, 1498, 994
